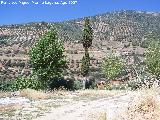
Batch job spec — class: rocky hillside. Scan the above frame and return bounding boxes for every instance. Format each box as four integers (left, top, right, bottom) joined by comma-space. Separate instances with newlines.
0, 10, 160, 81
1, 10, 160, 46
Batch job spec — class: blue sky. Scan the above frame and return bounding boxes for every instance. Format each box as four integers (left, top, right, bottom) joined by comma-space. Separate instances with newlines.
0, 0, 160, 25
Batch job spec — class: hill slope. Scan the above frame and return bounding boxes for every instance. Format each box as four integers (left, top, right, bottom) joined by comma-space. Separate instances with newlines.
0, 10, 160, 81
1, 10, 160, 46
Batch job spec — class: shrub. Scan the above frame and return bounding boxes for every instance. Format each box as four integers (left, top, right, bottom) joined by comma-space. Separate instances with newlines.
126, 80, 140, 90
49, 77, 74, 90
0, 40, 7, 45
0, 35, 9, 45
102, 56, 124, 80
0, 80, 11, 91
73, 80, 83, 90
140, 40, 150, 48
127, 72, 154, 90
8, 76, 43, 91
88, 76, 96, 89
90, 72, 106, 81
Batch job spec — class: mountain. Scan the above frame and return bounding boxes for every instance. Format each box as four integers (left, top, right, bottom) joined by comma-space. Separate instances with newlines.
0, 10, 160, 81
1, 10, 160, 46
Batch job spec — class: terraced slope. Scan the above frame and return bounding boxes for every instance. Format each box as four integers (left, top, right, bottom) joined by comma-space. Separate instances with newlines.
0, 10, 160, 81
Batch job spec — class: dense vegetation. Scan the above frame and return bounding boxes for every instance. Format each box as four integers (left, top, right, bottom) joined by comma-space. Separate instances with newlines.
29, 29, 67, 87
102, 56, 124, 80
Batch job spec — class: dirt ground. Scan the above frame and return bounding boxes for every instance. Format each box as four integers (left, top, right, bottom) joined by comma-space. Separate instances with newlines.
1, 89, 159, 120
34, 91, 135, 120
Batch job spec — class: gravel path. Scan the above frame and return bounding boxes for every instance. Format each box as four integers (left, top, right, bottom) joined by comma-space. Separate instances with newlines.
35, 92, 136, 120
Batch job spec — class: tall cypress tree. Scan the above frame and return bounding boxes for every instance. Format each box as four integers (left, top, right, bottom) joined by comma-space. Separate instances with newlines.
81, 18, 93, 76
82, 18, 93, 55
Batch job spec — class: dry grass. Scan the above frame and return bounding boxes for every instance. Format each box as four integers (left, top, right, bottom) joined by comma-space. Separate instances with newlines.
0, 104, 22, 112
19, 89, 125, 101
74, 89, 125, 101
20, 89, 50, 100
0, 104, 22, 118
0, 91, 11, 98
0, 88, 70, 100
119, 87, 160, 120
0, 89, 50, 100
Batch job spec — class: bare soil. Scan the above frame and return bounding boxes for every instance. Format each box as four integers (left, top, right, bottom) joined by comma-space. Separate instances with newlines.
35, 91, 136, 120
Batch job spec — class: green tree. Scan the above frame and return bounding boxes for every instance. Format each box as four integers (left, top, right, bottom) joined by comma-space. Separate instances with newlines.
81, 18, 93, 76
81, 52, 90, 76
146, 40, 160, 78
29, 29, 67, 84
102, 56, 123, 80
82, 18, 93, 55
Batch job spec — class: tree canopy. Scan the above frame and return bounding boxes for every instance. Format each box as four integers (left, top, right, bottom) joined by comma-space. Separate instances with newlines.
102, 56, 124, 80
81, 18, 93, 77
146, 40, 160, 77
29, 29, 67, 82
82, 18, 93, 50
